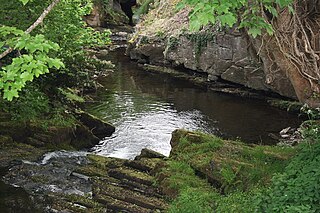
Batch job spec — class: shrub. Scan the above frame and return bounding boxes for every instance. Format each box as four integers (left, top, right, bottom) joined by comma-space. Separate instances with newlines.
256, 139, 320, 213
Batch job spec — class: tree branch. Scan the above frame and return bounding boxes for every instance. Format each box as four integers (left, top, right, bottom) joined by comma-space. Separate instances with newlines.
0, 0, 61, 60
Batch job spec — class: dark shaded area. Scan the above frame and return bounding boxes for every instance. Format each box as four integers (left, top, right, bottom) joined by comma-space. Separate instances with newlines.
0, 167, 43, 213
119, 0, 137, 25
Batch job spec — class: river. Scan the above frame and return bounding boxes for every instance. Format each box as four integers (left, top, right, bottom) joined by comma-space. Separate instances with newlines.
86, 48, 302, 160
0, 47, 302, 212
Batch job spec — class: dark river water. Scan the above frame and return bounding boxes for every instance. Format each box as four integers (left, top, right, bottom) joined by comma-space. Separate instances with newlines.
87, 49, 302, 159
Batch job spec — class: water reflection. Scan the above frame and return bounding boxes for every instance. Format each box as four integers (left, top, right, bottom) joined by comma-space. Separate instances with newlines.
87, 49, 301, 159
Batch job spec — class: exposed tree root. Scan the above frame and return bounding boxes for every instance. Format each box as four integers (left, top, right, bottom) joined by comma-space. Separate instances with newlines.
260, 0, 320, 107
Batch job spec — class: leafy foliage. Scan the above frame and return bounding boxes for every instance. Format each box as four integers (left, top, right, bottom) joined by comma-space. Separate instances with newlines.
256, 138, 320, 212
0, 26, 64, 100
0, 84, 50, 120
0, 0, 111, 102
178, 0, 294, 37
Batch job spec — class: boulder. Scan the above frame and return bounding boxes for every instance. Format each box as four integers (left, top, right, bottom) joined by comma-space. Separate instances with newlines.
84, 2, 106, 27
135, 148, 166, 160
76, 111, 115, 139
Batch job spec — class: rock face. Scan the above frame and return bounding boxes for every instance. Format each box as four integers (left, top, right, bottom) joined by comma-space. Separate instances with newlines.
84, 0, 129, 27
128, 30, 297, 99
166, 31, 273, 92
85, 3, 106, 27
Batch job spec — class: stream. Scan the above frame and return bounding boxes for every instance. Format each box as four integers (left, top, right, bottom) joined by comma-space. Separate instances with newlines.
86, 48, 302, 160
0, 46, 303, 212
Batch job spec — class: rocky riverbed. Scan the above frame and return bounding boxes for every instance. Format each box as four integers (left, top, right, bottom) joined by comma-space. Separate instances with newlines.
3, 149, 168, 212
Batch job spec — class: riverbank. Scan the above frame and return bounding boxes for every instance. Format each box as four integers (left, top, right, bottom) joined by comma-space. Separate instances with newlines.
3, 124, 319, 212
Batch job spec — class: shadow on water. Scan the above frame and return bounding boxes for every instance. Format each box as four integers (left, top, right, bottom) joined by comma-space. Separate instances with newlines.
86, 48, 302, 159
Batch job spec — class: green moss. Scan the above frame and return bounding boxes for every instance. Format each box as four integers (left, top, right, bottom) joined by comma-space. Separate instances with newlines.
268, 99, 302, 113
163, 129, 299, 212
58, 88, 85, 103
87, 154, 126, 169
75, 166, 107, 177
30, 175, 50, 184
0, 142, 48, 167
51, 193, 106, 213
214, 189, 261, 213
184, 32, 216, 61
167, 161, 210, 190
157, 159, 217, 212
166, 36, 180, 51
134, 0, 155, 17
140, 35, 150, 44
44, 142, 75, 151
65, 194, 104, 209
170, 130, 296, 192
167, 187, 218, 213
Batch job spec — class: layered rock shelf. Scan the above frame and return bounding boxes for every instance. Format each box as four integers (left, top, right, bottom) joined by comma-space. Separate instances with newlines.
4, 149, 168, 212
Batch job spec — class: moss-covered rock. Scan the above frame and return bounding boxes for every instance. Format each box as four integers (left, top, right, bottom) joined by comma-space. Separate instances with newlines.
268, 99, 303, 114
76, 110, 115, 139
151, 129, 302, 212
168, 129, 296, 193
4, 150, 169, 212
135, 148, 166, 160
0, 141, 47, 168
0, 121, 30, 143
0, 109, 114, 151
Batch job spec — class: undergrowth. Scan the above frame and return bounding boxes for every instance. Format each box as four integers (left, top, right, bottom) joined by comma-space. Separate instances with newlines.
256, 122, 320, 213
163, 126, 320, 213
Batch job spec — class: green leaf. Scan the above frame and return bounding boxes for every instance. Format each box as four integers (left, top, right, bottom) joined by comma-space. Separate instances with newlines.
15, 39, 27, 50
218, 13, 237, 27
19, 0, 29, 5
33, 69, 43, 78
176, 2, 186, 11
3, 89, 19, 101
27, 44, 38, 53
48, 58, 64, 69
190, 18, 202, 32
288, 5, 294, 14
20, 72, 34, 81
265, 24, 274, 35
265, 6, 278, 17
248, 27, 262, 38
4, 71, 17, 81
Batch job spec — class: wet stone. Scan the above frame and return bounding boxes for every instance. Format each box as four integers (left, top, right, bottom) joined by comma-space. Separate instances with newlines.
3, 151, 168, 212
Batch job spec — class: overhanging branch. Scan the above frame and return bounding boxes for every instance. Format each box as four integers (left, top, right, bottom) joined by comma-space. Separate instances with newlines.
0, 0, 61, 60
